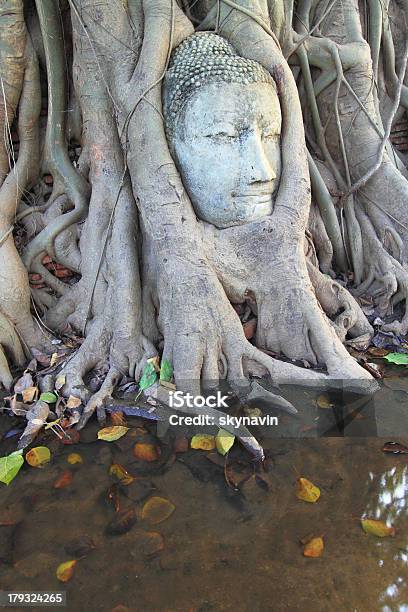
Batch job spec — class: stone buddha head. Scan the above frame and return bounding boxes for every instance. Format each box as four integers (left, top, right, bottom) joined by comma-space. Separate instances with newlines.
163, 32, 282, 229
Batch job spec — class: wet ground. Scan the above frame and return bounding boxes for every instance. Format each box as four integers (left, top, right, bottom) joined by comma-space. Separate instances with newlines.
0, 377, 407, 612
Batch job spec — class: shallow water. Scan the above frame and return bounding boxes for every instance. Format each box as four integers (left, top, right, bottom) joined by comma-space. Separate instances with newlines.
0, 381, 407, 612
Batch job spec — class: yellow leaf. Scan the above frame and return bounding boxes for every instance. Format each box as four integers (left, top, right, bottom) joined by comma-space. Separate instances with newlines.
67, 453, 83, 465
50, 353, 58, 367
66, 395, 82, 409
190, 434, 215, 451
56, 560, 76, 582
147, 356, 161, 373
22, 386, 37, 403
133, 442, 160, 462
361, 518, 395, 537
97, 426, 129, 442
316, 394, 333, 409
141, 496, 175, 524
296, 477, 320, 503
109, 463, 134, 485
303, 536, 324, 558
25, 446, 51, 468
55, 375, 66, 391
215, 429, 235, 456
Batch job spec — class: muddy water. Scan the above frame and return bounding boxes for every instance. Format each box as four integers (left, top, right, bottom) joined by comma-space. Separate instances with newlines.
0, 383, 407, 612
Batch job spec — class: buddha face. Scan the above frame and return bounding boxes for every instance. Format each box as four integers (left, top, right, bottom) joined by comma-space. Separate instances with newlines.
170, 81, 282, 228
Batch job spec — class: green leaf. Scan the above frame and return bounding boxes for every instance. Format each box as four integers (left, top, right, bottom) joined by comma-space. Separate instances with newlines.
215, 429, 235, 456
97, 426, 129, 442
383, 352, 408, 365
0, 450, 24, 486
39, 392, 58, 403
139, 362, 158, 391
160, 359, 173, 382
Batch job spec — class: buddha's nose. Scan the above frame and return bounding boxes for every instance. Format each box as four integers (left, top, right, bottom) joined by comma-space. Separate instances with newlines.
243, 130, 276, 185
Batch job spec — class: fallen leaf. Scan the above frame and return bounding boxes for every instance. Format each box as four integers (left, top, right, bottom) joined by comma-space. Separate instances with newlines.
22, 386, 37, 403
98, 426, 129, 442
39, 392, 58, 404
66, 395, 82, 409
133, 442, 160, 462
65, 535, 95, 559
138, 362, 158, 392
110, 412, 127, 427
316, 394, 333, 409
106, 508, 137, 535
296, 477, 320, 503
67, 453, 83, 465
14, 373, 34, 394
191, 434, 216, 451
174, 436, 189, 453
25, 446, 51, 468
160, 359, 173, 382
368, 347, 389, 357
109, 463, 134, 485
107, 484, 121, 512
133, 530, 165, 556
56, 560, 76, 582
303, 536, 324, 557
0, 450, 24, 485
243, 318, 257, 340
141, 496, 175, 524
50, 353, 58, 367
361, 518, 395, 537
54, 470, 73, 489
55, 375, 66, 391
215, 429, 235, 456
147, 356, 161, 373
383, 352, 408, 365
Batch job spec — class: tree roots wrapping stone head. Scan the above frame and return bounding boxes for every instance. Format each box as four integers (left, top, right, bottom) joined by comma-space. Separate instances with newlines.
5, 0, 408, 426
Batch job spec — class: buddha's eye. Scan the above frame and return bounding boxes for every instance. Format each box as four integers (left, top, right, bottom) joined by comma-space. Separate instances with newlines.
262, 131, 280, 141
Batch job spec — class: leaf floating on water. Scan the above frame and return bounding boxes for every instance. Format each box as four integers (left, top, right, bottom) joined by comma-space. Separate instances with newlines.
141, 496, 175, 524
97, 426, 129, 442
39, 392, 58, 404
190, 434, 216, 451
25, 446, 51, 468
361, 518, 395, 537
0, 450, 24, 485
56, 559, 76, 582
110, 411, 127, 427
133, 530, 165, 557
159, 359, 173, 383
316, 394, 333, 409
133, 442, 160, 462
54, 470, 73, 489
65, 535, 95, 559
296, 477, 320, 503
106, 507, 137, 535
303, 536, 324, 558
383, 352, 408, 365
67, 453, 83, 465
215, 429, 235, 456
109, 463, 134, 485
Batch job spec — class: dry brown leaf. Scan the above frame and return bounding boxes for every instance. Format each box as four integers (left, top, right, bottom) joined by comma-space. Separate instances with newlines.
141, 496, 175, 524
